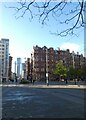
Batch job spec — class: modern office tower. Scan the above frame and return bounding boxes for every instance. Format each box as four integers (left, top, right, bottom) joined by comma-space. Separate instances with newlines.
0, 38, 9, 82
17, 58, 21, 78
14, 61, 16, 74
21, 63, 26, 79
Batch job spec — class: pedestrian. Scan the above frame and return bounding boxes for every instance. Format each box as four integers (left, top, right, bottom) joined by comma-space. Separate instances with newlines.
65, 77, 67, 84
74, 78, 77, 85
30, 76, 32, 83
66, 78, 68, 84
16, 76, 17, 83
33, 79, 35, 85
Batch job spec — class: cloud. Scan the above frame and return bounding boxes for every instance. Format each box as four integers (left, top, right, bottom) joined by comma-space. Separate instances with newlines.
60, 42, 80, 53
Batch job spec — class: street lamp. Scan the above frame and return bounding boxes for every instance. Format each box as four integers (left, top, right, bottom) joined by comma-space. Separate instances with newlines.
72, 51, 75, 69
46, 48, 49, 86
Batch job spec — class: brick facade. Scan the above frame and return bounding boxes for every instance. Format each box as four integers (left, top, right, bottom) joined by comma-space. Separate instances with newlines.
31, 45, 86, 80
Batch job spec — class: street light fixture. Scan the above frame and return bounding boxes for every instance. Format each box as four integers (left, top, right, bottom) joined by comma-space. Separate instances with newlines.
72, 51, 75, 69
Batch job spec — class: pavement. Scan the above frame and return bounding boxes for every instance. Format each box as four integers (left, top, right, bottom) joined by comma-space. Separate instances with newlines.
2, 85, 85, 119
1, 80, 86, 89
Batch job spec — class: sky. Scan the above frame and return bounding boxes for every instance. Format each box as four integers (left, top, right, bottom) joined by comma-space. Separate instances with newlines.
0, 1, 84, 72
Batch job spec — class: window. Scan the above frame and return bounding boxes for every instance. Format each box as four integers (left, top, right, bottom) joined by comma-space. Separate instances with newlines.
2, 55, 4, 58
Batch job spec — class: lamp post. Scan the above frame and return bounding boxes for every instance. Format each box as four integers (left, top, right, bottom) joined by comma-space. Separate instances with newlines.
72, 51, 75, 69
72, 51, 77, 84
46, 48, 49, 86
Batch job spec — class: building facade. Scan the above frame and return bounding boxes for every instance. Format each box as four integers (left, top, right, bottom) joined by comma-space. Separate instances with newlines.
31, 46, 47, 80
26, 58, 30, 80
21, 63, 26, 79
0, 38, 9, 82
17, 58, 21, 78
8, 56, 13, 80
31, 45, 86, 81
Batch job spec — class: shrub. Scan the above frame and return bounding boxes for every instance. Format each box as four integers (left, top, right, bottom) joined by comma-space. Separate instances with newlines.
20, 80, 30, 84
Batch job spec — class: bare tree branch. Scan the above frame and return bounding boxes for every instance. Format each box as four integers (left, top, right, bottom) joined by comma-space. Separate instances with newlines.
7, 0, 86, 36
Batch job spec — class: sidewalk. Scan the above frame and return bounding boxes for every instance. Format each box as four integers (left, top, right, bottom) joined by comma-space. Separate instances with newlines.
1, 80, 86, 88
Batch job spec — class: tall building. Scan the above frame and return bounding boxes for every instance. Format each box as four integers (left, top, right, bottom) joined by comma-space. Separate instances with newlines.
17, 58, 21, 78
21, 63, 26, 79
31, 46, 47, 80
26, 58, 30, 80
31, 45, 86, 81
8, 56, 13, 80
0, 38, 9, 82
31, 45, 59, 80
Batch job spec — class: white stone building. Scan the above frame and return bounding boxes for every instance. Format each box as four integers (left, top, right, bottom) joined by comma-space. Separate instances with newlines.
17, 58, 21, 78
0, 38, 9, 82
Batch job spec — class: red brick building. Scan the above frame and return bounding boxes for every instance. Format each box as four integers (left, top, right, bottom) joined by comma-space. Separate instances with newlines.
8, 56, 13, 80
26, 58, 30, 80
31, 45, 86, 81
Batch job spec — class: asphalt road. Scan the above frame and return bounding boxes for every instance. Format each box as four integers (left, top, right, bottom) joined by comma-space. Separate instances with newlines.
2, 85, 85, 119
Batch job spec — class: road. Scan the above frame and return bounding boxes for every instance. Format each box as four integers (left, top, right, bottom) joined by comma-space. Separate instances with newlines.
2, 85, 85, 119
